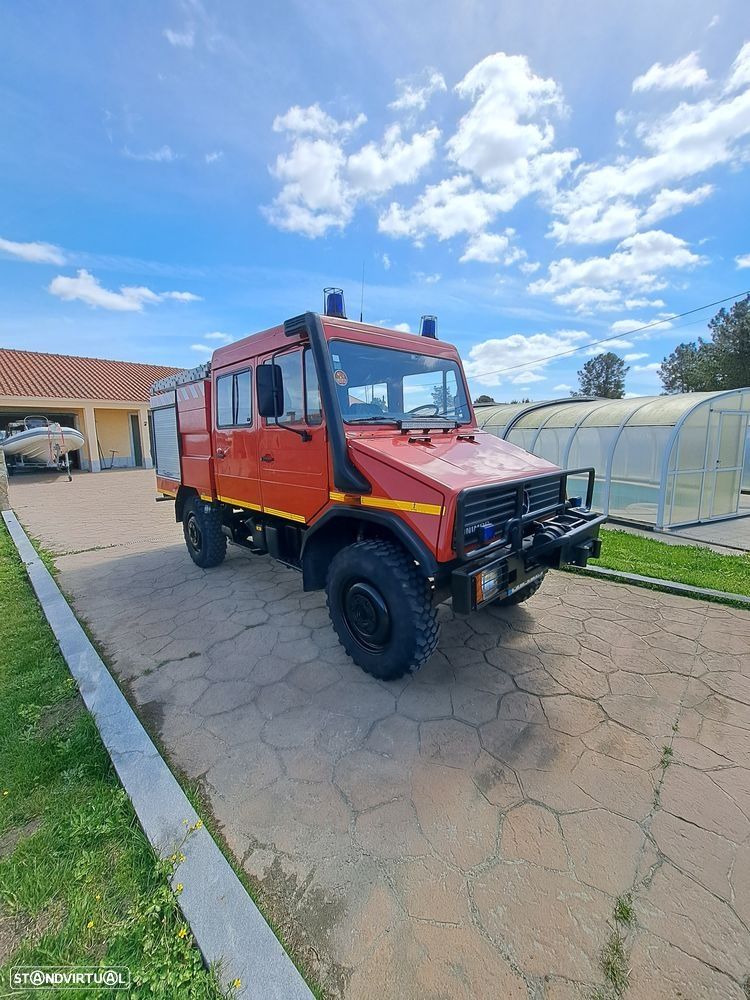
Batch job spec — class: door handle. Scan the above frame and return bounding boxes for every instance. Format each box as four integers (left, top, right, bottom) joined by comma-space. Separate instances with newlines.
215, 448, 227, 459
261, 454, 274, 463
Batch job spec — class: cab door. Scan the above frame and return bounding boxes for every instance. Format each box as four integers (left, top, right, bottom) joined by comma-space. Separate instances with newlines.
257, 347, 328, 523
212, 366, 261, 511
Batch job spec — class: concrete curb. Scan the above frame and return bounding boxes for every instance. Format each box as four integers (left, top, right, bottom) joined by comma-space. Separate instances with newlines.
571, 562, 750, 606
2, 510, 313, 1000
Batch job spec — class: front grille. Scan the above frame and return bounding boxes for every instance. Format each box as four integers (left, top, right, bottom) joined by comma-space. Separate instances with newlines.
460, 474, 563, 548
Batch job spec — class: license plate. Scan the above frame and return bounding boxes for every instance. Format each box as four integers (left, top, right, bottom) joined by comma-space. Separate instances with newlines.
506, 572, 544, 598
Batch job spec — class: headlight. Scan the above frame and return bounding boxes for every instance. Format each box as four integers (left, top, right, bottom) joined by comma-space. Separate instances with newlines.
474, 566, 502, 605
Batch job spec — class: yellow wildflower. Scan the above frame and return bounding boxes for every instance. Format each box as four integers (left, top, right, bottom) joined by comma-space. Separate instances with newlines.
176, 883, 184, 894
95, 894, 101, 902
177, 926, 188, 939
232, 980, 241, 989
86, 920, 94, 929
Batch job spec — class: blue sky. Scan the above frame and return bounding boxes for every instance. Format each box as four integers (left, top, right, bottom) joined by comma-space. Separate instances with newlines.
2, 0, 750, 400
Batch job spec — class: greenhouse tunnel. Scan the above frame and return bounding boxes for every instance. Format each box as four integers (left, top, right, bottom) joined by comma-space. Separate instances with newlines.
475, 389, 750, 529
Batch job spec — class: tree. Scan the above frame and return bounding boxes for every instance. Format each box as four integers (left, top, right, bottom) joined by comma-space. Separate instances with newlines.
706, 295, 750, 388
473, 394, 496, 404
577, 352, 629, 398
659, 295, 750, 393
658, 342, 718, 393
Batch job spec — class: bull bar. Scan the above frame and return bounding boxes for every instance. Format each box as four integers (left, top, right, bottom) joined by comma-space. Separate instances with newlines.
450, 467, 606, 614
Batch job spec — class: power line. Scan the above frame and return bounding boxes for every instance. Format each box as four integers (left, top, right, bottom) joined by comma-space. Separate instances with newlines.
467, 288, 750, 381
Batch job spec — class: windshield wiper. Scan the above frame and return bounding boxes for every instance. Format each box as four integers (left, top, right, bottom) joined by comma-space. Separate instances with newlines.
345, 416, 399, 425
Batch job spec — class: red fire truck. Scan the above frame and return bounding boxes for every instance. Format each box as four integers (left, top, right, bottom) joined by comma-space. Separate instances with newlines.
150, 291, 604, 680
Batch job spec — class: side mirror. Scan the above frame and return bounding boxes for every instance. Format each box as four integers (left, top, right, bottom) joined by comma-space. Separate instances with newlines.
257, 364, 284, 418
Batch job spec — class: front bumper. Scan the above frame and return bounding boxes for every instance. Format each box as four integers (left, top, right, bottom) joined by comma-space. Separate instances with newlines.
450, 507, 605, 614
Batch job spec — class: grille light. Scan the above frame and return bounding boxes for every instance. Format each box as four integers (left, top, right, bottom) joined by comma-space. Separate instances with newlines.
478, 523, 495, 543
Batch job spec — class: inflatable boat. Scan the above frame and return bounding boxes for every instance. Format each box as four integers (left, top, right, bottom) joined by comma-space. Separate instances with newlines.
1, 416, 85, 467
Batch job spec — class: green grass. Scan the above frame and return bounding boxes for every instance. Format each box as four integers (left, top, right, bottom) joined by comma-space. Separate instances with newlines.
0, 522, 232, 1000
589, 528, 750, 597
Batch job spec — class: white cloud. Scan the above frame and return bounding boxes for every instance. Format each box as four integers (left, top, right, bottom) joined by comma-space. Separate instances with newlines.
460, 230, 514, 264
48, 269, 201, 311
163, 26, 195, 48
190, 343, 213, 355
735, 253, 750, 269
389, 70, 446, 112
610, 319, 647, 334
0, 236, 65, 265
633, 52, 709, 93
530, 230, 704, 313
347, 125, 440, 195
392, 322, 411, 333
519, 260, 540, 275
634, 362, 661, 372
272, 104, 366, 137
379, 175, 500, 242
123, 145, 177, 163
625, 297, 665, 309
204, 331, 232, 341
610, 317, 673, 337
624, 352, 648, 361
464, 329, 589, 387
549, 43, 750, 245
381, 252, 391, 270
708, 15, 720, 28
447, 52, 574, 193
378, 52, 576, 247
266, 111, 439, 237
640, 184, 714, 225
552, 383, 573, 392
162, 291, 201, 302
726, 42, 750, 93
415, 272, 441, 284
585, 338, 633, 355
205, 151, 223, 164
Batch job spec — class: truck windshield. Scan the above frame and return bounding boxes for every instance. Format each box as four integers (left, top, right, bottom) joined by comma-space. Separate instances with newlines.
329, 340, 472, 424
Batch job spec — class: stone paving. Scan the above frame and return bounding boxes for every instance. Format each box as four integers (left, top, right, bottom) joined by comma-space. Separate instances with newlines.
9, 471, 750, 999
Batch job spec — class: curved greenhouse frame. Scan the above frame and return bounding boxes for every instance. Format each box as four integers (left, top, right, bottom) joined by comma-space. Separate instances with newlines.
476, 390, 750, 528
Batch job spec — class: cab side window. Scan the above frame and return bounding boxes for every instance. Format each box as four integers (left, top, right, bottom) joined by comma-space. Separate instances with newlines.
235, 370, 252, 424
216, 374, 234, 427
304, 349, 323, 425
216, 369, 253, 427
263, 350, 323, 426
274, 352, 304, 425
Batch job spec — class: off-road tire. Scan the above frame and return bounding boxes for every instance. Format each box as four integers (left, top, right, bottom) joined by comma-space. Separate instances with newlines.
495, 572, 546, 607
326, 539, 440, 681
183, 495, 227, 568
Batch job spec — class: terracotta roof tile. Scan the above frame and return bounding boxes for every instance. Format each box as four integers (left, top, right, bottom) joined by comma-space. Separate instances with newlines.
0, 349, 182, 403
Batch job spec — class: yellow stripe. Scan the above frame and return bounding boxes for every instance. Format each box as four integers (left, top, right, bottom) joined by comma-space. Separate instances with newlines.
199, 493, 213, 502
160, 487, 177, 497
329, 491, 443, 516
217, 494, 263, 512
216, 494, 304, 523
263, 506, 306, 523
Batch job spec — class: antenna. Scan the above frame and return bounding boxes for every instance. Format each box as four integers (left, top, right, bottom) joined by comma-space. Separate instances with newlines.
359, 259, 365, 322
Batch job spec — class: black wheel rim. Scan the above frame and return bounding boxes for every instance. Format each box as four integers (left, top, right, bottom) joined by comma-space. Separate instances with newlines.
187, 514, 202, 552
341, 580, 391, 652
